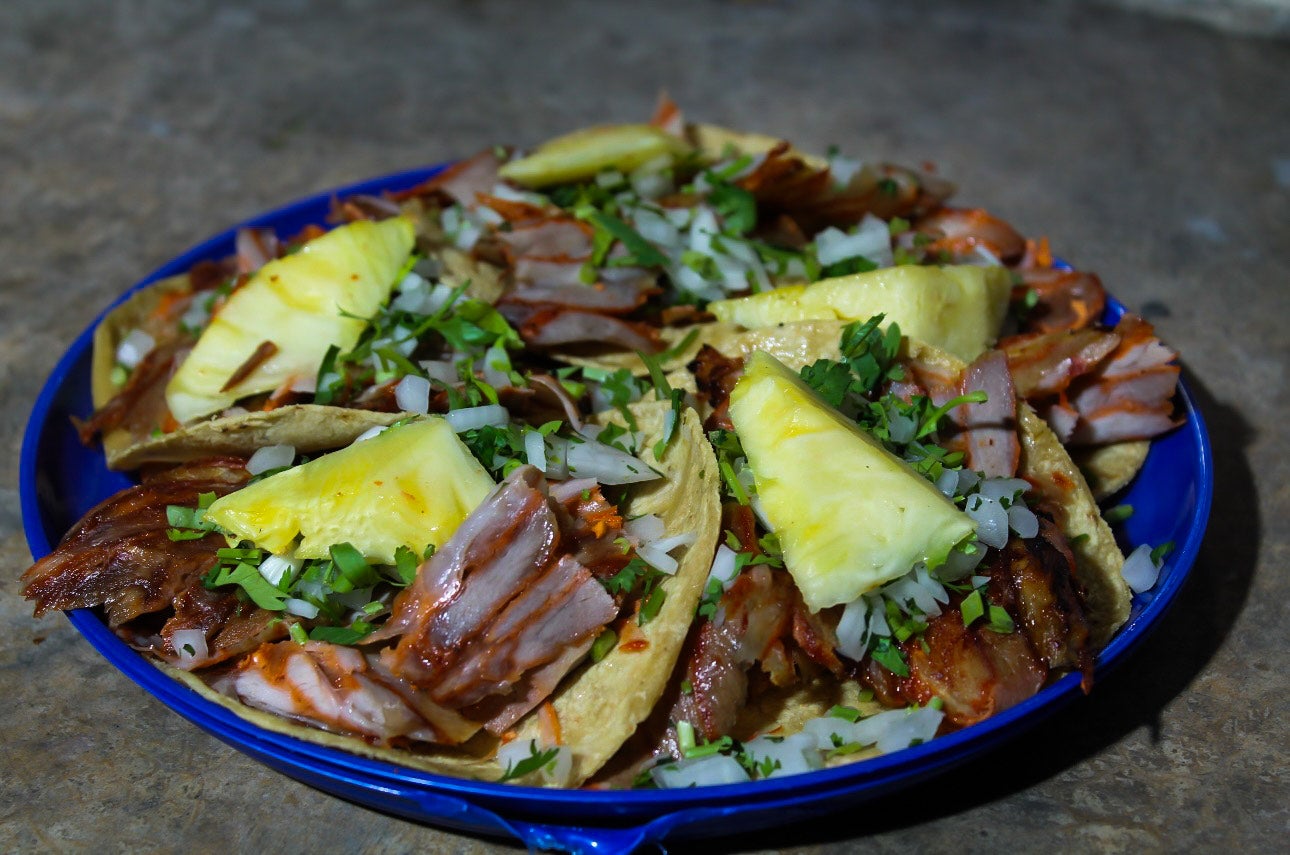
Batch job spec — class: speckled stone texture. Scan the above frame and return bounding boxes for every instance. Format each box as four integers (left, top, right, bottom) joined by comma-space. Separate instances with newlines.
2, 0, 1287, 851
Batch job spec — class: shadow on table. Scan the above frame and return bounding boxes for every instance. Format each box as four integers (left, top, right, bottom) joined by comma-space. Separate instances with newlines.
673, 369, 1258, 853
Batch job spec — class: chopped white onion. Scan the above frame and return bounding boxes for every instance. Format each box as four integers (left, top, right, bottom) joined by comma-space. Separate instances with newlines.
246, 444, 295, 475
351, 425, 389, 444
834, 597, 871, 660
171, 629, 208, 664
420, 359, 459, 384
936, 542, 987, 581
651, 754, 749, 789
637, 544, 679, 575
524, 429, 547, 471
283, 598, 320, 619
565, 438, 659, 484
1122, 544, 1162, 593
1007, 503, 1040, 539
935, 468, 960, 498
814, 216, 891, 269
481, 343, 512, 390
979, 477, 1030, 504
741, 732, 820, 778
624, 514, 666, 544
258, 553, 303, 587
115, 329, 156, 369
706, 544, 740, 592
444, 404, 509, 433
652, 532, 698, 553
828, 153, 863, 188
965, 494, 1009, 549
394, 374, 431, 414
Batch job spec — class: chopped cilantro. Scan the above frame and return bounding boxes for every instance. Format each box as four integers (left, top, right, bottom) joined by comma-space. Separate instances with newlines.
1104, 504, 1134, 524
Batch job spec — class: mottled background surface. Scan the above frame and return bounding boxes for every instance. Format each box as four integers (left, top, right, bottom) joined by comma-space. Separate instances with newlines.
2, 0, 1286, 851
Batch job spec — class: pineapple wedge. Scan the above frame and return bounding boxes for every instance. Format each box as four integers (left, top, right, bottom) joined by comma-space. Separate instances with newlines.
499, 124, 691, 188
708, 264, 1011, 363
204, 418, 494, 564
728, 351, 976, 612
165, 216, 415, 424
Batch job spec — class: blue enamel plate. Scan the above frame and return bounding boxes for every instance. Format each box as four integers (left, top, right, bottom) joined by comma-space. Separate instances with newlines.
20, 165, 1213, 853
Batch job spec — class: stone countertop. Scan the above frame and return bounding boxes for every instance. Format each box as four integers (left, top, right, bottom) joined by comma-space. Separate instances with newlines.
2, 0, 1286, 851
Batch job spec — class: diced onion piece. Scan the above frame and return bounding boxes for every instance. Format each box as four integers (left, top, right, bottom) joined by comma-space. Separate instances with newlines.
565, 439, 659, 484
246, 444, 295, 475
965, 494, 1008, 549
650, 754, 750, 789
283, 598, 320, 619
115, 329, 156, 369
481, 343, 512, 390
624, 513, 667, 544
637, 544, 678, 575
834, 597, 871, 661
741, 732, 820, 778
444, 404, 509, 433
1122, 544, 1162, 593
651, 532, 698, 553
171, 629, 208, 663
706, 544, 740, 592
814, 215, 892, 269
394, 375, 432, 414
979, 476, 1030, 503
937, 542, 987, 581
1007, 503, 1039, 539
351, 425, 389, 444
524, 429, 547, 471
258, 553, 303, 587
420, 360, 459, 384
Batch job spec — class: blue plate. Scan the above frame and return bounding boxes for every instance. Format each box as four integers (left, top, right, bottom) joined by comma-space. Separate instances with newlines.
20, 165, 1213, 853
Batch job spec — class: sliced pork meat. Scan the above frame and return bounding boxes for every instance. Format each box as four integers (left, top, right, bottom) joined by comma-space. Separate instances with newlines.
858, 528, 1093, 727
1015, 266, 1107, 334
513, 307, 662, 353
372, 466, 621, 726
688, 344, 744, 432
399, 149, 503, 209
75, 337, 190, 445
1003, 326, 1123, 399
914, 207, 1027, 263
505, 259, 656, 312
1003, 314, 1181, 445
495, 218, 594, 261
21, 459, 249, 626
233, 640, 480, 746
955, 350, 1020, 478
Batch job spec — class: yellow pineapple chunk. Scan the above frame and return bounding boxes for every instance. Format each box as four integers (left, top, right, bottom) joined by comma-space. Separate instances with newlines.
165, 216, 415, 424
728, 351, 976, 612
499, 124, 691, 188
709, 264, 1011, 362
204, 418, 494, 564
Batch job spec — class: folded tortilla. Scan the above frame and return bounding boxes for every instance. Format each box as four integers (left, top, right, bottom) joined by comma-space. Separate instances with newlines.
165, 401, 720, 786
91, 244, 503, 471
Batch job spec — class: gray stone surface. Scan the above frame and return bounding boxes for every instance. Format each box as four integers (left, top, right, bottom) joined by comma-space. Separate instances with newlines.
2, 0, 1286, 851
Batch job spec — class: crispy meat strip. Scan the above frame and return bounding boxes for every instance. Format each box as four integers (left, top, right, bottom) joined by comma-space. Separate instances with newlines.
858, 526, 1094, 727
22, 459, 249, 626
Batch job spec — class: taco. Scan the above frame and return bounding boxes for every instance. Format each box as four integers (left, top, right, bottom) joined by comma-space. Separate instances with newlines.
23, 402, 721, 786
82, 213, 514, 471
588, 317, 1129, 787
